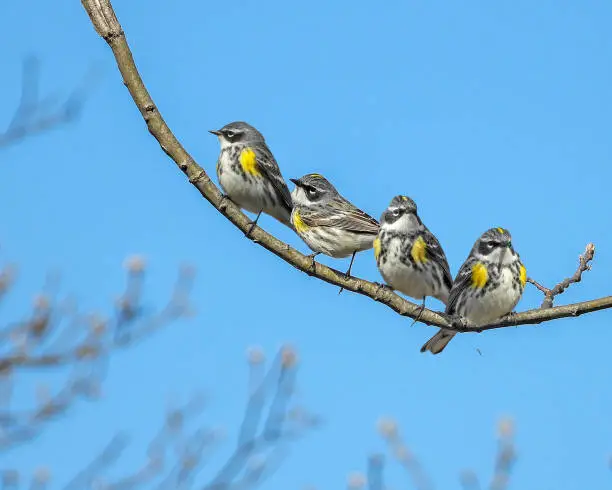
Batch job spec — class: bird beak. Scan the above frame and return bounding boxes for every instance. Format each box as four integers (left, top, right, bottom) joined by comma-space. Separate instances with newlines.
289, 178, 301, 187
208, 129, 222, 136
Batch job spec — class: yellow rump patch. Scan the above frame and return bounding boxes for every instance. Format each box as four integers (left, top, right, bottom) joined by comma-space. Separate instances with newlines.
410, 235, 428, 264
519, 263, 527, 288
496, 227, 505, 234
373, 237, 381, 260
292, 210, 309, 234
240, 148, 261, 176
471, 262, 488, 289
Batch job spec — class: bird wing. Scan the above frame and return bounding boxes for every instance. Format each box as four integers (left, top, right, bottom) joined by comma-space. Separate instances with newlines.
254, 145, 293, 212
445, 256, 478, 315
421, 228, 453, 290
318, 196, 380, 235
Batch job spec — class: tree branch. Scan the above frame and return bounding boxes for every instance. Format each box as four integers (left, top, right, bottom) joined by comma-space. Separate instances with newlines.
527, 243, 595, 309
80, 0, 612, 338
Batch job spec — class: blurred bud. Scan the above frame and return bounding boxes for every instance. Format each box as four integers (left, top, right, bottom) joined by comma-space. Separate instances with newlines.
34, 467, 51, 483
247, 346, 265, 365
181, 455, 197, 470
376, 416, 398, 439
347, 471, 366, 489
586, 243, 595, 256
491, 474, 509, 489
90, 315, 107, 336
166, 409, 183, 431
281, 345, 298, 368
0, 267, 15, 294
33, 294, 50, 310
76, 344, 99, 359
0, 360, 11, 376
393, 443, 413, 462
497, 417, 515, 438
123, 255, 146, 273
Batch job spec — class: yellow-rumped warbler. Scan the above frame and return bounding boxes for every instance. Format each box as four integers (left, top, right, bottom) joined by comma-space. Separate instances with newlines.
289, 173, 379, 277
421, 227, 527, 355
210, 121, 292, 233
374, 195, 452, 307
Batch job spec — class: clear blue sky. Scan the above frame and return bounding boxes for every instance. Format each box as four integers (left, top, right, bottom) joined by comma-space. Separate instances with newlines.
2, 0, 612, 488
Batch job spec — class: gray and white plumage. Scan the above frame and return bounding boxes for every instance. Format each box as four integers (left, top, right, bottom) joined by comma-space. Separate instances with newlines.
374, 195, 452, 304
421, 227, 527, 355
210, 121, 293, 227
290, 174, 379, 258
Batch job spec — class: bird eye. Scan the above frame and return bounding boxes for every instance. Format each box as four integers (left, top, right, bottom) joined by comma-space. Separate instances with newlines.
487, 241, 496, 249
307, 188, 317, 196
225, 130, 235, 138
392, 209, 400, 217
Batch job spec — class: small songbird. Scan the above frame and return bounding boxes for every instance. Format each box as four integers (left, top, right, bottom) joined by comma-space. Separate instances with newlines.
421, 227, 527, 355
210, 121, 293, 233
289, 173, 379, 277
374, 195, 452, 307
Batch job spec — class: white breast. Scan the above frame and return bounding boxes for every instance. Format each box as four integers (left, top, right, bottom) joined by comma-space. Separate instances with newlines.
466, 267, 521, 325
378, 236, 447, 302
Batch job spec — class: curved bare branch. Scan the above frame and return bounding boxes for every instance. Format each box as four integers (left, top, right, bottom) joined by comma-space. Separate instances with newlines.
80, 0, 612, 339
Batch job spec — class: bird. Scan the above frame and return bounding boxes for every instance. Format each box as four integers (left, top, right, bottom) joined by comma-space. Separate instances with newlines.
421, 227, 527, 355
209, 121, 293, 234
289, 173, 379, 278
373, 195, 452, 311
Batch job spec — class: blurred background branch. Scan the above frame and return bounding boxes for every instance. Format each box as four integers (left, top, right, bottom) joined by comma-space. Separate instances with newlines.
0, 255, 194, 453
342, 417, 516, 490
0, 346, 318, 489
1, 56, 94, 149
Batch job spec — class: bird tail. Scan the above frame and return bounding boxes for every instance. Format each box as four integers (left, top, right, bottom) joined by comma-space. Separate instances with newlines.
420, 329, 456, 355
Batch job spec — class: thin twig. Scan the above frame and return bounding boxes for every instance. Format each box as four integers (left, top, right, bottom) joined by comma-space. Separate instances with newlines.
527, 243, 596, 309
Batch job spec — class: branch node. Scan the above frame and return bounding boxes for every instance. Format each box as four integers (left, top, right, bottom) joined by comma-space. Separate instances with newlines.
188, 169, 207, 185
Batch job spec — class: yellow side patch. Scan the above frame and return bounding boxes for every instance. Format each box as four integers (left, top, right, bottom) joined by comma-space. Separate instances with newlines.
471, 262, 488, 288
373, 237, 381, 260
519, 263, 527, 288
239, 148, 261, 176
496, 227, 505, 234
410, 235, 428, 264
292, 210, 309, 234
